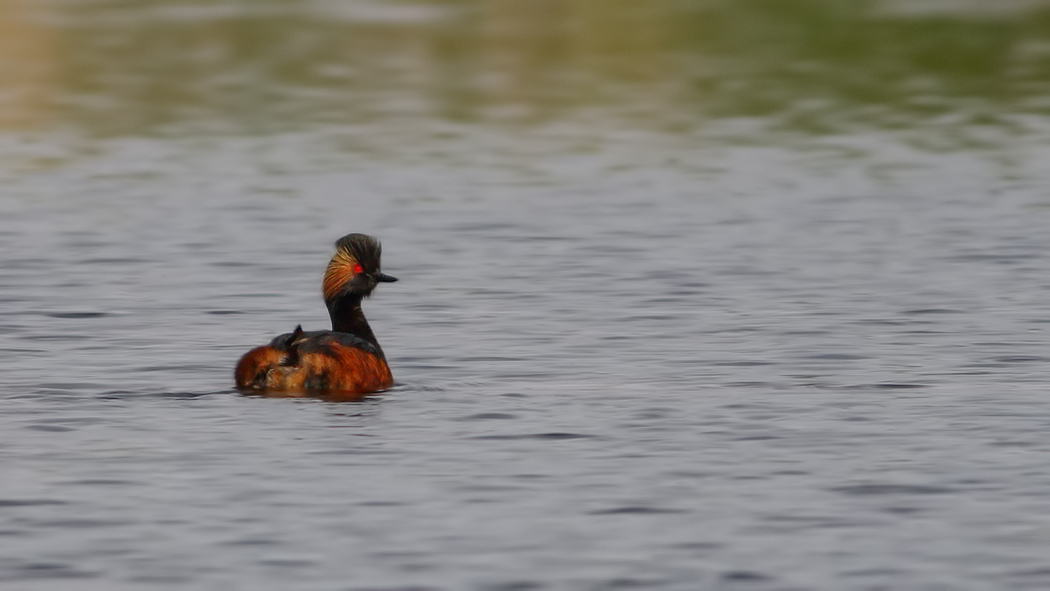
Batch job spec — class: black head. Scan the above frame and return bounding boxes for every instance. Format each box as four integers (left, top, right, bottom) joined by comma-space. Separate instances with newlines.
323, 233, 397, 301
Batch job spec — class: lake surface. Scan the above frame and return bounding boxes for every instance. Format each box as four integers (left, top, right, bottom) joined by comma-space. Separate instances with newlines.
3, 1, 1050, 589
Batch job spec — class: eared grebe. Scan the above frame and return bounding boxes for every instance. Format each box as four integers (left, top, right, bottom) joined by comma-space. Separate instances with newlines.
235, 233, 397, 399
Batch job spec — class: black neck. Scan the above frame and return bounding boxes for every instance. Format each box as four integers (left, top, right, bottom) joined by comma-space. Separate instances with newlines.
326, 295, 383, 357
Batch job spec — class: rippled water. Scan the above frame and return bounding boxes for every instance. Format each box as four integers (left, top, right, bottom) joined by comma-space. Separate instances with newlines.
4, 1, 1050, 589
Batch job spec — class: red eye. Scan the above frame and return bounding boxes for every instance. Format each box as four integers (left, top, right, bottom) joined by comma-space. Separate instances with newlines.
352, 264, 364, 274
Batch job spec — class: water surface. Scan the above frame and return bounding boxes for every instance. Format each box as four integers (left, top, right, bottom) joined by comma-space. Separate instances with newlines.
3, 1, 1050, 589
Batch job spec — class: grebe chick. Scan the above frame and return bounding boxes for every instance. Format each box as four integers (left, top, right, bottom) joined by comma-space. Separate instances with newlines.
235, 233, 397, 399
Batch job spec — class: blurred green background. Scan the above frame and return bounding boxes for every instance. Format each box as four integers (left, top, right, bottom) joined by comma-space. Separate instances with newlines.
2, 0, 1049, 143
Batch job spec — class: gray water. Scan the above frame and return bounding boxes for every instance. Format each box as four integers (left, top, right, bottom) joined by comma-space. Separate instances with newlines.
3, 1, 1050, 589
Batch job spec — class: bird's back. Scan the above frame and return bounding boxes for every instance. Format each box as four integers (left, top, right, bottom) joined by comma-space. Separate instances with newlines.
235, 327, 393, 397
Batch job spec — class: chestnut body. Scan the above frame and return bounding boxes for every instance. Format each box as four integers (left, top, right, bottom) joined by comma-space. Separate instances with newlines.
235, 234, 397, 399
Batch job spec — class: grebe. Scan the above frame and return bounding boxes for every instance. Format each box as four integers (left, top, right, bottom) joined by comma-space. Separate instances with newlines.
235, 233, 397, 399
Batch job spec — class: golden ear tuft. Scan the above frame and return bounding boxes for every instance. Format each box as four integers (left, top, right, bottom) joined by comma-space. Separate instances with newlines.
323, 249, 359, 301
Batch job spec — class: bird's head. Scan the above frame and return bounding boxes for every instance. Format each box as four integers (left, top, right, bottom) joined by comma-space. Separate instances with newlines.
322, 233, 397, 302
